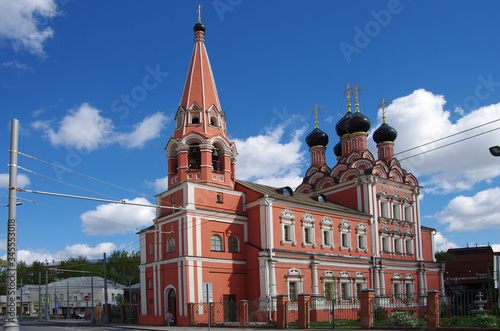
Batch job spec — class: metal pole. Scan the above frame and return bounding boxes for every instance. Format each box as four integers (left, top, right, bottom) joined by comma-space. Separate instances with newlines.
103, 253, 109, 324
45, 270, 48, 321
66, 281, 70, 319
207, 283, 210, 331
4, 119, 19, 330
128, 279, 131, 322
91, 270, 95, 324
19, 279, 22, 321
38, 273, 41, 321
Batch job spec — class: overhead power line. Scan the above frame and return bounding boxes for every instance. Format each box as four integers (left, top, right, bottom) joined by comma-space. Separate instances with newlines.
394, 117, 500, 157
16, 151, 155, 200
16, 188, 182, 211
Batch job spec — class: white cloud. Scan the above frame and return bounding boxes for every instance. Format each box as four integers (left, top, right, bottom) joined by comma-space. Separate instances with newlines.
0, 0, 58, 56
33, 103, 114, 151
32, 103, 168, 151
1, 60, 32, 71
435, 187, 500, 232
434, 231, 458, 252
1, 242, 117, 265
369, 89, 500, 194
0, 173, 30, 189
144, 176, 168, 193
233, 124, 307, 188
81, 197, 155, 235
115, 112, 168, 148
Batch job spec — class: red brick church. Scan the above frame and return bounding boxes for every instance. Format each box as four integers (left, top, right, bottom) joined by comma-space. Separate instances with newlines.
138, 17, 443, 326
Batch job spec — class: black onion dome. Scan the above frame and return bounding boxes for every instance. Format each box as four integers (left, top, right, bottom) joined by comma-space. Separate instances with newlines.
345, 111, 371, 133
335, 111, 352, 137
306, 127, 329, 148
373, 123, 397, 144
193, 22, 206, 33
333, 141, 342, 157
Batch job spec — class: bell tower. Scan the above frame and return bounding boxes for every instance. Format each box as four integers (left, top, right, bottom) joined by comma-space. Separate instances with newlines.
165, 15, 236, 189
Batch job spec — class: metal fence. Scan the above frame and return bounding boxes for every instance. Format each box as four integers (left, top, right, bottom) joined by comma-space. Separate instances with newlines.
248, 298, 273, 326
373, 293, 427, 326
309, 296, 361, 328
440, 287, 498, 328
191, 300, 239, 326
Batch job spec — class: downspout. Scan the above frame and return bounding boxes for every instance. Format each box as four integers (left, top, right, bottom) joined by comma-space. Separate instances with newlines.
264, 194, 273, 321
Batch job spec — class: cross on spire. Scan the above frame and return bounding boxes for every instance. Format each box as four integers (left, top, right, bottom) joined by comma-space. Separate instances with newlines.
354, 85, 363, 113
377, 97, 391, 124
197, 4, 202, 22
309, 103, 323, 128
342, 83, 355, 112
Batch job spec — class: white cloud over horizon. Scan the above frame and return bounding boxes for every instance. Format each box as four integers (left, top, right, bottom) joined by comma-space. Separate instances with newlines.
435, 187, 500, 232
32, 103, 168, 151
369, 89, 500, 194
80, 197, 155, 235
144, 176, 168, 194
233, 124, 307, 189
0, 0, 58, 56
1, 242, 117, 265
434, 231, 459, 252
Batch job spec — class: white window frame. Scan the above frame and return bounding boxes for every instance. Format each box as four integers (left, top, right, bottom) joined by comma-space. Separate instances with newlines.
280, 209, 296, 246
381, 234, 391, 253
405, 237, 414, 255
320, 216, 334, 250
286, 269, 303, 302
356, 222, 368, 253
394, 236, 403, 254
392, 202, 401, 221
380, 199, 390, 219
339, 219, 352, 252
339, 271, 351, 301
301, 213, 316, 248
403, 204, 413, 223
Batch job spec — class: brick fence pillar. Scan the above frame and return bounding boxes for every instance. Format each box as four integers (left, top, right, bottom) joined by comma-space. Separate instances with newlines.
298, 293, 310, 329
427, 290, 440, 328
239, 300, 248, 327
210, 302, 215, 326
360, 289, 375, 329
277, 294, 289, 329
187, 303, 194, 326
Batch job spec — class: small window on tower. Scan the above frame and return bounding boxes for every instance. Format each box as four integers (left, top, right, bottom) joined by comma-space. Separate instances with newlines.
210, 116, 217, 126
191, 114, 200, 124
217, 193, 223, 203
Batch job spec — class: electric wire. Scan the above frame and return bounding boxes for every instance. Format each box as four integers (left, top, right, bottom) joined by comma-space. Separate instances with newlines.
398, 125, 500, 162
16, 165, 119, 200
394, 117, 500, 157
16, 151, 155, 200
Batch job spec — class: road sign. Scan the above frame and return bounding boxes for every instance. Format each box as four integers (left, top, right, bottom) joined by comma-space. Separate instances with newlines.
84, 295, 91, 301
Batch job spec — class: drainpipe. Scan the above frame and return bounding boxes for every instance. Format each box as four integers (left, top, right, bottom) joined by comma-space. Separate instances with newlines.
264, 195, 273, 321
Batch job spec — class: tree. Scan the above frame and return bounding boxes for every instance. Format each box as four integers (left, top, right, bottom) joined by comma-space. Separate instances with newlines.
107, 250, 140, 286
435, 250, 455, 263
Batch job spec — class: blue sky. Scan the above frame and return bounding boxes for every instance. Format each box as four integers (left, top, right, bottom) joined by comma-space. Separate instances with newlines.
1, 0, 500, 265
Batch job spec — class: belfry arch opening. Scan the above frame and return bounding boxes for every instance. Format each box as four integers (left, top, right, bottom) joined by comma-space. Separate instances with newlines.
188, 142, 201, 170
169, 145, 178, 174
212, 143, 224, 173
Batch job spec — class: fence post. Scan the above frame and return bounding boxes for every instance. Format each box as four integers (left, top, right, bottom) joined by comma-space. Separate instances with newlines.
277, 294, 289, 329
298, 293, 310, 329
239, 300, 248, 327
360, 289, 375, 329
187, 303, 194, 325
427, 290, 440, 328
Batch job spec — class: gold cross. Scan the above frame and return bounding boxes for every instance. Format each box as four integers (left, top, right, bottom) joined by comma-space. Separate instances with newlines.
197, 4, 202, 22
354, 85, 363, 112
377, 97, 391, 123
310, 103, 323, 128
342, 83, 355, 112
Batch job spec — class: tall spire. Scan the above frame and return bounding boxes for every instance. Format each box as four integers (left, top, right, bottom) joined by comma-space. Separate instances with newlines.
179, 15, 222, 125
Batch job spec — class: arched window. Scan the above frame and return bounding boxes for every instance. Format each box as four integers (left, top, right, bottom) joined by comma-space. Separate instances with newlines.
169, 145, 178, 174
188, 143, 201, 170
212, 143, 224, 173
167, 237, 175, 253
191, 114, 200, 124
211, 234, 223, 251
210, 116, 217, 126
228, 236, 239, 252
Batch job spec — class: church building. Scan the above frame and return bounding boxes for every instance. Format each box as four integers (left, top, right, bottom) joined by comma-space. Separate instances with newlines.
138, 17, 443, 326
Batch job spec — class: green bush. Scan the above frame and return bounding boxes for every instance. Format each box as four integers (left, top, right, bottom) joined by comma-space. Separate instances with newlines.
472, 314, 498, 328
386, 311, 418, 327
